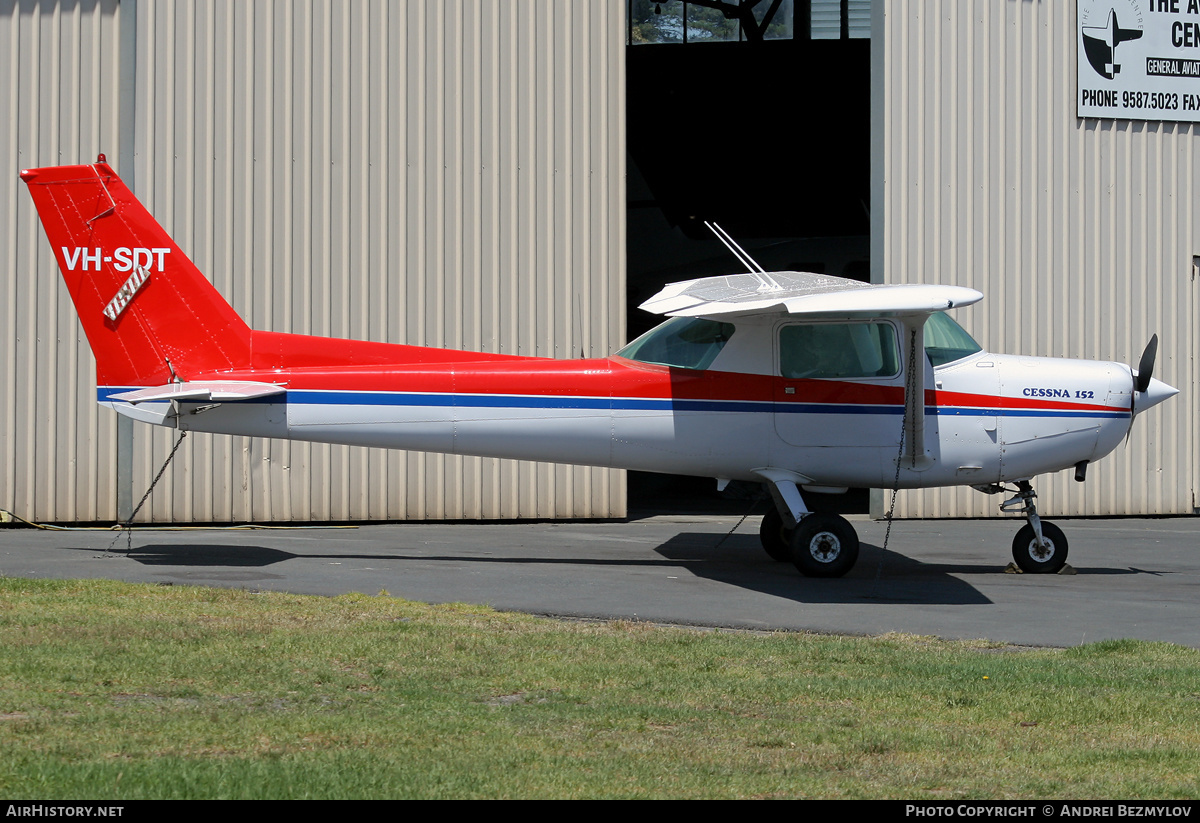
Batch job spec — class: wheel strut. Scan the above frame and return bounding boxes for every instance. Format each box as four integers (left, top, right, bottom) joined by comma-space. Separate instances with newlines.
1000, 480, 1068, 573
1000, 481, 1046, 545
752, 471, 861, 576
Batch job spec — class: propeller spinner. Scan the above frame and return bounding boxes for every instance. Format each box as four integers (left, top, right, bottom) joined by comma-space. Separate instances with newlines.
1131, 334, 1178, 418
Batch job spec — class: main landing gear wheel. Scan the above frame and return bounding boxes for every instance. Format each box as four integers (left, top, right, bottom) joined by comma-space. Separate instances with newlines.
790, 513, 860, 578
1011, 521, 1068, 574
759, 508, 794, 562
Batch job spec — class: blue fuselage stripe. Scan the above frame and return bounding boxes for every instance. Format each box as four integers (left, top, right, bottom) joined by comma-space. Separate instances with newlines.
97, 388, 1131, 420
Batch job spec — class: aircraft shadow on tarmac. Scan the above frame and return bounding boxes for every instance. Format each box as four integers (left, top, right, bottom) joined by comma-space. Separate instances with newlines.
78, 533, 990, 606
104, 544, 300, 567
67, 530, 1150, 607
652, 533, 994, 605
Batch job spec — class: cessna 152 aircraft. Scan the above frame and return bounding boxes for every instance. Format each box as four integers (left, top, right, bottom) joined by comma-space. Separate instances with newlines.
21, 158, 1178, 577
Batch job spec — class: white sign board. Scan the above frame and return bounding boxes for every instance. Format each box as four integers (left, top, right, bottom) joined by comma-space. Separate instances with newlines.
1078, 0, 1200, 122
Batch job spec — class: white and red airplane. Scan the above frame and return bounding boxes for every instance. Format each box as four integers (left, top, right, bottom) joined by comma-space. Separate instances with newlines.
21, 158, 1178, 577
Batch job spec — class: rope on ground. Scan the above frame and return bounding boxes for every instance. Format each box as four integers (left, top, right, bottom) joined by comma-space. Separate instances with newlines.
105, 430, 190, 554
711, 491, 767, 552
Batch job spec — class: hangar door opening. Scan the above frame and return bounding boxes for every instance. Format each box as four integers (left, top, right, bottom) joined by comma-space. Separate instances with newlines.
624, 0, 873, 515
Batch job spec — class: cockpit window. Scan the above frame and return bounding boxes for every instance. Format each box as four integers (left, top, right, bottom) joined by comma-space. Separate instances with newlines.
924, 311, 982, 367
779, 322, 899, 379
617, 316, 735, 370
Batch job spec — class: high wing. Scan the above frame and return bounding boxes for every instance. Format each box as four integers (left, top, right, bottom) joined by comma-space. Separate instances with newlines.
641, 271, 984, 471
639, 271, 983, 318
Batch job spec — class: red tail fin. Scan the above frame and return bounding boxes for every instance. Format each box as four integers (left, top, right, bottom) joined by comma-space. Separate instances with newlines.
20, 159, 252, 387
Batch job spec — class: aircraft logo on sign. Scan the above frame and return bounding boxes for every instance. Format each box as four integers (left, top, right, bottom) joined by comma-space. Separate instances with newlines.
1081, 3, 1145, 79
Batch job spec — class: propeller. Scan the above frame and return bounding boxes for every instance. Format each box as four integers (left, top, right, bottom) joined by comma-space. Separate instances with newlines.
1135, 334, 1158, 394
1124, 333, 1176, 446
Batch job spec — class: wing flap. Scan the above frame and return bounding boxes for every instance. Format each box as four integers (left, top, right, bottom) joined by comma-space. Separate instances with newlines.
110, 381, 286, 405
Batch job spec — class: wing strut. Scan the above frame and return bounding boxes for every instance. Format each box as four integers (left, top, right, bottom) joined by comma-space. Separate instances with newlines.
900, 319, 929, 469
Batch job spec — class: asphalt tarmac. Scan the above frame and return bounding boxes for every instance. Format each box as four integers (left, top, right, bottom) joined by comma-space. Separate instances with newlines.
1, 514, 1197, 648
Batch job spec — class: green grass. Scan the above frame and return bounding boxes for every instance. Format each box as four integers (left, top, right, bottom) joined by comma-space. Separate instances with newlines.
0, 577, 1197, 799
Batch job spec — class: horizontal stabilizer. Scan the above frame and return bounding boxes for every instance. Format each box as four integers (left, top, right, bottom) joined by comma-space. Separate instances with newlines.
110, 381, 286, 405
640, 271, 983, 318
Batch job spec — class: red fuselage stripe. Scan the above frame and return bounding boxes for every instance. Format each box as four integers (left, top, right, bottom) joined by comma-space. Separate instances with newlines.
187, 356, 1125, 415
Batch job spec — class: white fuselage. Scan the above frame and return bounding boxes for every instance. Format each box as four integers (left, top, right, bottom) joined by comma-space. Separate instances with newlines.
102, 315, 1151, 492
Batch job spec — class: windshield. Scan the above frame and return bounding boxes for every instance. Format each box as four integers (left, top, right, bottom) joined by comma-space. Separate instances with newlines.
925, 311, 982, 367
617, 316, 735, 370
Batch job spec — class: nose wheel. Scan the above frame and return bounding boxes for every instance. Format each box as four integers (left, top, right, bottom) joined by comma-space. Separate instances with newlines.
1001, 480, 1069, 574
1011, 521, 1068, 574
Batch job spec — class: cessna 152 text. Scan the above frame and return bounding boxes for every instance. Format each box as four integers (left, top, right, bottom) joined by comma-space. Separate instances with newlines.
21, 158, 1178, 577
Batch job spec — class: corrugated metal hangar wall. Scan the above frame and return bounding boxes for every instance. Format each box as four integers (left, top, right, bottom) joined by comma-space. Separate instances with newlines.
874, 1, 1197, 518
6, 0, 1195, 526
2, 0, 626, 523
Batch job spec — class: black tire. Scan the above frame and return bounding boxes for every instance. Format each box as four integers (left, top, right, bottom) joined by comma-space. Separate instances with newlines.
1011, 521, 1068, 574
759, 508, 793, 562
790, 513, 860, 578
